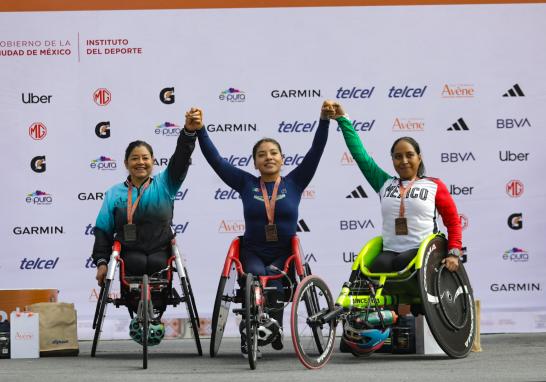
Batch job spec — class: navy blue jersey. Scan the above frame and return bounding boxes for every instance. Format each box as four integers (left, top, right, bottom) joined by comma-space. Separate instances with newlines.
197, 119, 329, 255
91, 131, 196, 266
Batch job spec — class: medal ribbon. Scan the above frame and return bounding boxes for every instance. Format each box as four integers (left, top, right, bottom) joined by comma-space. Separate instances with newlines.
127, 178, 151, 224
260, 177, 281, 224
398, 178, 417, 218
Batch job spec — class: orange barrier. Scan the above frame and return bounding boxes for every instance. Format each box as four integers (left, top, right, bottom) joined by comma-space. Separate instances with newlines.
0, 0, 544, 12
0, 289, 58, 321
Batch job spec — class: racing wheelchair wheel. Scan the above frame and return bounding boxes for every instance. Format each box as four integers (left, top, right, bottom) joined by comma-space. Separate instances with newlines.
418, 236, 476, 358
210, 263, 238, 357
91, 278, 111, 357
180, 271, 203, 356
245, 273, 259, 370
291, 275, 337, 369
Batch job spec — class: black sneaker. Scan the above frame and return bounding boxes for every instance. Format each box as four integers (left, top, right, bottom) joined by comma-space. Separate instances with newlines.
271, 328, 284, 350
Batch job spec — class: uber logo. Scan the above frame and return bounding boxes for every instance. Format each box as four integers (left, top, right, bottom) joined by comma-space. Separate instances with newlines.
95, 121, 111, 138
22, 92, 53, 104
508, 213, 523, 230
160, 87, 175, 104
449, 185, 474, 196
30, 155, 46, 173
499, 150, 529, 162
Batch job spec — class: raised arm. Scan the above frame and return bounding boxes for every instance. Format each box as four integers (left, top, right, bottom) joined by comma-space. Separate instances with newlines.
337, 113, 391, 193
164, 128, 196, 196
287, 101, 343, 190
190, 108, 249, 191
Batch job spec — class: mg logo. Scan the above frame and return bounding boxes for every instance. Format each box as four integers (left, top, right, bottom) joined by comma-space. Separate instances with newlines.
93, 88, 111, 106
29, 122, 47, 140
506, 180, 524, 198
459, 214, 469, 230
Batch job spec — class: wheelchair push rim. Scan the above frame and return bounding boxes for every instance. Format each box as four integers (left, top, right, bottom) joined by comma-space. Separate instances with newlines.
180, 273, 203, 356
91, 279, 111, 357
418, 236, 476, 359
291, 275, 337, 369
210, 263, 237, 357
245, 273, 259, 370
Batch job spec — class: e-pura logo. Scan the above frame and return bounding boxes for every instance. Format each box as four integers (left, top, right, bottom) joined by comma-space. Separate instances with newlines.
219, 88, 246, 102
90, 156, 117, 170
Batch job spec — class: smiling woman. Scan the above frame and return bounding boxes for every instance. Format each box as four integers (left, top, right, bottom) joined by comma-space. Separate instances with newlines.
189, 101, 339, 357
91, 126, 198, 303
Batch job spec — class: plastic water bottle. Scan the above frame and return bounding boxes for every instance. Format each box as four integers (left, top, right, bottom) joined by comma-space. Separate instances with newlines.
358, 310, 398, 326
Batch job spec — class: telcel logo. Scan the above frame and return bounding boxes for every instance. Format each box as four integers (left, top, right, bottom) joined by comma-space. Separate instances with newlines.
214, 188, 241, 200
26, 190, 53, 205
90, 156, 117, 170
30, 155, 46, 173
336, 119, 375, 132
20, 257, 59, 270
160, 87, 175, 104
388, 85, 427, 98
95, 121, 110, 138
336, 86, 375, 99
278, 120, 317, 133
219, 88, 245, 102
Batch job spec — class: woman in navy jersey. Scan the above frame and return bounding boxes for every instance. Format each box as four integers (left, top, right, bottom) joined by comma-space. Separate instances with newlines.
187, 101, 339, 356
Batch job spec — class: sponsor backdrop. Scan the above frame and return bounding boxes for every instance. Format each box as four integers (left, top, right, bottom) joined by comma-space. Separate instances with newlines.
1, 2, 546, 338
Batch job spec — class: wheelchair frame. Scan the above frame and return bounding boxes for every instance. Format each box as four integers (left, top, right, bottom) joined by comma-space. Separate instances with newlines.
90, 238, 202, 369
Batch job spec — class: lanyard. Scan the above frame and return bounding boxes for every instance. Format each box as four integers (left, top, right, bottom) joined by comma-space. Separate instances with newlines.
260, 177, 281, 224
127, 178, 151, 224
398, 178, 417, 218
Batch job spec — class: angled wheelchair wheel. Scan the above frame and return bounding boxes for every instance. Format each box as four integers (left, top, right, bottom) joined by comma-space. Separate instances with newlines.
91, 279, 111, 357
141, 274, 150, 369
210, 263, 237, 357
418, 236, 476, 358
291, 275, 337, 369
245, 274, 259, 370
180, 272, 203, 356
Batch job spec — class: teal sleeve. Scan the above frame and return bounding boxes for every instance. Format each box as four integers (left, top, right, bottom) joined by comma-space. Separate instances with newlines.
337, 115, 391, 193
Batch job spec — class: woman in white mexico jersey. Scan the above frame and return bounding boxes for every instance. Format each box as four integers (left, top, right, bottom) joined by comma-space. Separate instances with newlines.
335, 103, 462, 274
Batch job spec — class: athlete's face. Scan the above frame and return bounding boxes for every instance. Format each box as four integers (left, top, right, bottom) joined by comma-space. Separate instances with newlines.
254, 142, 283, 180
392, 140, 421, 180
125, 145, 154, 185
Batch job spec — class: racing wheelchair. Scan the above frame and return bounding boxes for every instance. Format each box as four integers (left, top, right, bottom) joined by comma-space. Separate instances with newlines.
91, 238, 202, 369
210, 235, 336, 370
291, 232, 476, 369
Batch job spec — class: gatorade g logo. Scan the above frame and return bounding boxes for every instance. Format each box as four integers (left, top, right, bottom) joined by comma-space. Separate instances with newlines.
95, 121, 110, 138
30, 155, 46, 173
508, 213, 523, 230
160, 87, 175, 104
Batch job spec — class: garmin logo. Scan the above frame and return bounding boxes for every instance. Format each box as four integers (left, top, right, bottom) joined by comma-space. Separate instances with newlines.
13, 226, 64, 235
206, 123, 257, 132
271, 89, 321, 98
490, 283, 540, 292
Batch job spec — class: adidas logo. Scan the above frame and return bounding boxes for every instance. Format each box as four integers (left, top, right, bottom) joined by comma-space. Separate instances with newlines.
346, 185, 368, 198
296, 219, 310, 232
447, 118, 469, 131
502, 84, 525, 97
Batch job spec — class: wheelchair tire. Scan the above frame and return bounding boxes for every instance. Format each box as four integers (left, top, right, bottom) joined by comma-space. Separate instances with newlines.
91, 279, 111, 357
142, 274, 149, 369
184, 267, 200, 324
245, 274, 258, 370
210, 263, 237, 357
418, 236, 476, 359
181, 275, 202, 356
291, 275, 337, 369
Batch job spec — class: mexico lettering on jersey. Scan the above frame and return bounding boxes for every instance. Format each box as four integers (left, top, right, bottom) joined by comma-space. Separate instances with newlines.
337, 115, 462, 253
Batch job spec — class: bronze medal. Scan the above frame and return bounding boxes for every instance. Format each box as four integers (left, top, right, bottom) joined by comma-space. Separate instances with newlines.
124, 223, 137, 242
395, 217, 408, 235
265, 224, 279, 242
